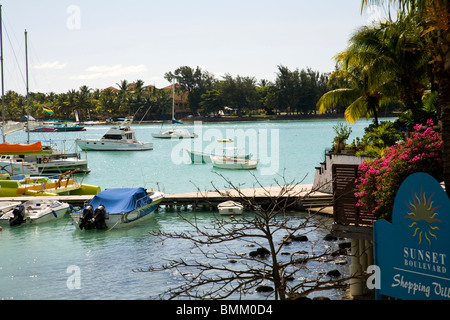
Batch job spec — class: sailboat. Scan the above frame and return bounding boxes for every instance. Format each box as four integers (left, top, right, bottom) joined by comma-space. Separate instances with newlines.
151, 82, 197, 139
0, 26, 89, 174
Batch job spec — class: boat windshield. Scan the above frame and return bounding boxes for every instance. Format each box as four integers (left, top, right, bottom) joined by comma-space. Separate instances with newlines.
102, 134, 122, 140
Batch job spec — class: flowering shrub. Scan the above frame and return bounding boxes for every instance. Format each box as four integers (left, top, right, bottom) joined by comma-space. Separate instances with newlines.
355, 119, 443, 221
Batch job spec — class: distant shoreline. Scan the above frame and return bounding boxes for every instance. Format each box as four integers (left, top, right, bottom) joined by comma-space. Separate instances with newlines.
75, 112, 398, 125
146, 112, 397, 124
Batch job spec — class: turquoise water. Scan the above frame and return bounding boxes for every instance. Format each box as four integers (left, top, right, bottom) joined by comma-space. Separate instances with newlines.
14, 119, 379, 193
0, 119, 388, 300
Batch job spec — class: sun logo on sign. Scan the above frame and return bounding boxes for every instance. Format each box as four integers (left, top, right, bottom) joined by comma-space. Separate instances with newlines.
404, 187, 441, 245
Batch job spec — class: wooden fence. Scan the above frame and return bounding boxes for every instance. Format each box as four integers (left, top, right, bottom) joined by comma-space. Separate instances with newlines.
332, 164, 375, 227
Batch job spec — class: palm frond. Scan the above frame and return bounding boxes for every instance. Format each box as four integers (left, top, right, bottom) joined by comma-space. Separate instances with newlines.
317, 88, 358, 113
344, 96, 369, 122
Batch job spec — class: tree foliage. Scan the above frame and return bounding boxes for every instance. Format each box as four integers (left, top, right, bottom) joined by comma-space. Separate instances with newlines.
1, 65, 333, 122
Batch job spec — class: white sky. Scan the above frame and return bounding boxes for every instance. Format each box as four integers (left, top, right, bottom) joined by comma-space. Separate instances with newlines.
0, 0, 385, 94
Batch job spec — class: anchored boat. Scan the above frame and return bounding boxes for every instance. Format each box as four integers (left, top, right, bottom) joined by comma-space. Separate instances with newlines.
72, 187, 164, 230
218, 200, 244, 215
0, 141, 90, 175
185, 147, 251, 164
152, 82, 197, 139
76, 119, 153, 151
210, 155, 258, 170
0, 199, 72, 226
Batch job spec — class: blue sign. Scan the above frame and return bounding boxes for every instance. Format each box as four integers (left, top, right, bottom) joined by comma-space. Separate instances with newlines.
374, 172, 450, 299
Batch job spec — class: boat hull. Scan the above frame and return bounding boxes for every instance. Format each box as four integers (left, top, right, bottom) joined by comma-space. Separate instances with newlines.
71, 191, 164, 229
0, 153, 90, 175
0, 200, 70, 226
210, 156, 258, 170
186, 149, 251, 164
185, 149, 212, 164
76, 139, 153, 151
37, 159, 90, 174
218, 201, 244, 215
152, 129, 197, 139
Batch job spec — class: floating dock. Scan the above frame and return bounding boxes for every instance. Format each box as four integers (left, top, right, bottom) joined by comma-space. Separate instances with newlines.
0, 184, 333, 212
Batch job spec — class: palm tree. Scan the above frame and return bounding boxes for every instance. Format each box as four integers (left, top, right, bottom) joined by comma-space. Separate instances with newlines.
116, 79, 129, 115
317, 53, 389, 126
73, 85, 92, 121
99, 88, 119, 118
347, 16, 430, 111
361, 0, 450, 194
129, 79, 145, 117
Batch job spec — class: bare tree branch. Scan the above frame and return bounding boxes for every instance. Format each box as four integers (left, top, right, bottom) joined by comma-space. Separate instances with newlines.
136, 173, 351, 300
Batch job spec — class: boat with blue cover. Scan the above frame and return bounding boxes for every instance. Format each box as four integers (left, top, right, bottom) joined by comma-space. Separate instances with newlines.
71, 187, 164, 230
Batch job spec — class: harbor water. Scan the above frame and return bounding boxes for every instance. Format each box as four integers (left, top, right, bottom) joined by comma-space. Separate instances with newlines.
0, 119, 384, 300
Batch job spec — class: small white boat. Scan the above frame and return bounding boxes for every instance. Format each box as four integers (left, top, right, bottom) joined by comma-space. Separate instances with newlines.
71, 187, 164, 230
185, 148, 252, 164
76, 119, 153, 151
210, 155, 258, 170
185, 149, 213, 164
0, 200, 71, 226
152, 129, 197, 139
218, 201, 244, 215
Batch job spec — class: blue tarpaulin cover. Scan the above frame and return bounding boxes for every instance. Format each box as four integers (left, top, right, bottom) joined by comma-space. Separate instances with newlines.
88, 187, 150, 214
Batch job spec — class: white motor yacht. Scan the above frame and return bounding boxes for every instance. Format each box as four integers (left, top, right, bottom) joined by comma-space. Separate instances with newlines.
76, 119, 153, 151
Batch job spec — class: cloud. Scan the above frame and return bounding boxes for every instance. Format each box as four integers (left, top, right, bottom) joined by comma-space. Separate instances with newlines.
33, 61, 67, 70
70, 64, 148, 80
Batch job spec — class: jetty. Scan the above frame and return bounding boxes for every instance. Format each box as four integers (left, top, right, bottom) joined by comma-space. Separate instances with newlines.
161, 184, 332, 211
0, 184, 333, 212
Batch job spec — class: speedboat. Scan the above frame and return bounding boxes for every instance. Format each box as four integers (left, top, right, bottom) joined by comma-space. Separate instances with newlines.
210, 155, 258, 170
71, 187, 164, 230
0, 200, 71, 226
218, 201, 244, 215
76, 119, 153, 151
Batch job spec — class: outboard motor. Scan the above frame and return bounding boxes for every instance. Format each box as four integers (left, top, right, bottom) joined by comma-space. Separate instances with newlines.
93, 205, 107, 230
79, 205, 94, 230
9, 204, 25, 226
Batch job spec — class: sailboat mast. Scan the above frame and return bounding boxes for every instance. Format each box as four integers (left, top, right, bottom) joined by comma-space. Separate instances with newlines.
0, 5, 5, 143
25, 30, 30, 143
171, 79, 175, 129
